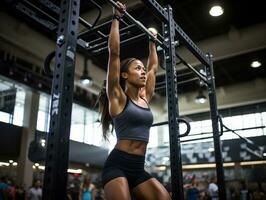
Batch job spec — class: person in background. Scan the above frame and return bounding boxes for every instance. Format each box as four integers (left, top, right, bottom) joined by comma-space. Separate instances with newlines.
208, 177, 218, 200
240, 181, 250, 200
0, 177, 10, 200
28, 180, 42, 200
186, 176, 200, 200
79, 175, 96, 200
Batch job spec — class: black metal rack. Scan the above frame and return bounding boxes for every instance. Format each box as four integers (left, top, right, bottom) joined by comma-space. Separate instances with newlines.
5, 0, 227, 199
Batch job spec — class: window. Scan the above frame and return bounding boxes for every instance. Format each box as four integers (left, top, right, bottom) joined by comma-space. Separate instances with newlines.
70, 103, 86, 142
0, 79, 25, 126
36, 93, 50, 132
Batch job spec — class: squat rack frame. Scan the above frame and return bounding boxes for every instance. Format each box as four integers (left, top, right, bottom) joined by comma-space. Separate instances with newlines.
32, 0, 227, 199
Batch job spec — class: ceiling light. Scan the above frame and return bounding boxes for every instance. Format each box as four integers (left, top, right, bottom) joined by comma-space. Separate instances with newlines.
80, 58, 93, 86
195, 90, 207, 104
209, 5, 224, 17
250, 60, 261, 68
80, 74, 92, 85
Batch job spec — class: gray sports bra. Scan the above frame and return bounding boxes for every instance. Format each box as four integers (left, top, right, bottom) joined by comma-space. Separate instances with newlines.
112, 96, 154, 142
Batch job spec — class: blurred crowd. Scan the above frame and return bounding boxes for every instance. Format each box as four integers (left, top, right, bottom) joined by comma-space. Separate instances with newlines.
1, 174, 266, 200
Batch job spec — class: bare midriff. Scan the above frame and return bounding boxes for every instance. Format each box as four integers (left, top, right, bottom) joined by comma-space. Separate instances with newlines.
115, 139, 147, 156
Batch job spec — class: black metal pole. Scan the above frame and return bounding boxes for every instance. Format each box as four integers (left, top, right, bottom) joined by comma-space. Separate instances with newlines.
42, 0, 80, 199
206, 53, 226, 200
164, 5, 184, 200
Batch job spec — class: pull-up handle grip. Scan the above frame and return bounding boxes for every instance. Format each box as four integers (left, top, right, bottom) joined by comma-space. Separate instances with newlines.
151, 118, 191, 137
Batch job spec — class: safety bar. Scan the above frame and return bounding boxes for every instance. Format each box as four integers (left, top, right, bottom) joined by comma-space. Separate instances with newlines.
87, 24, 137, 51
92, 33, 146, 54
155, 77, 199, 91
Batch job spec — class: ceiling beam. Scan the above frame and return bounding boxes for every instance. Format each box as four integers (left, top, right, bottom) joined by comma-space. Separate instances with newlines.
157, 22, 266, 75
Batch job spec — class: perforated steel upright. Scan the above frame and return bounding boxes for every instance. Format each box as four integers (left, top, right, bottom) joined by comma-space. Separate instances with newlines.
42, 0, 80, 199
163, 5, 184, 200
206, 54, 226, 200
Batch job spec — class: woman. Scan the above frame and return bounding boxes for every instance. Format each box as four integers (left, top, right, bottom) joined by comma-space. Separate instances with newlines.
98, 1, 171, 200
79, 175, 96, 200
186, 176, 200, 200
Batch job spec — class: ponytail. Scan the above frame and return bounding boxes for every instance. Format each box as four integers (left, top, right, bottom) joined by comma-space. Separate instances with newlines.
97, 80, 113, 140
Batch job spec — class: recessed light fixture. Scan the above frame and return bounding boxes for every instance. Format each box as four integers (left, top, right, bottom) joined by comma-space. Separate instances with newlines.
195, 90, 207, 104
80, 58, 93, 86
209, 5, 224, 17
250, 60, 261, 68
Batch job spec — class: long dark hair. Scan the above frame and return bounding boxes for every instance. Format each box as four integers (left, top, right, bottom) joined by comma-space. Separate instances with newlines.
97, 58, 136, 140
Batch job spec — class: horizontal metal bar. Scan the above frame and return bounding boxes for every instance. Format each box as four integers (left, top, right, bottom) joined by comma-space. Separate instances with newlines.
82, 24, 137, 50
181, 136, 213, 143
106, 0, 165, 48
188, 125, 266, 137
23, 0, 58, 23
175, 53, 208, 84
37, 0, 107, 39
223, 125, 265, 146
78, 20, 112, 38
140, 0, 211, 67
152, 121, 168, 127
87, 31, 130, 51
155, 77, 199, 90
79, 17, 106, 38
92, 33, 146, 54
15, 3, 56, 30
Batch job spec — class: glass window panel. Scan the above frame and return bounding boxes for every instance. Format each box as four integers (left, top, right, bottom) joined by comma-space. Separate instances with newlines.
70, 124, 84, 142
190, 121, 202, 135
239, 129, 258, 138
0, 111, 11, 123
201, 119, 212, 132
228, 115, 243, 129
242, 113, 256, 128
12, 89, 25, 126
255, 113, 263, 127
148, 127, 158, 148
162, 126, 169, 145
70, 103, 85, 142
36, 111, 46, 131
36, 93, 50, 132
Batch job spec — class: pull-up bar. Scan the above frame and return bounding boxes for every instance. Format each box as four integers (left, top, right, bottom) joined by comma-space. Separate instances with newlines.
106, 0, 165, 47
175, 53, 208, 84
